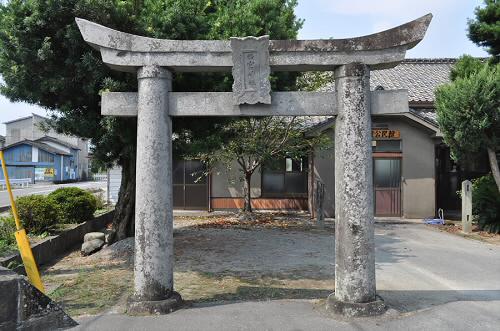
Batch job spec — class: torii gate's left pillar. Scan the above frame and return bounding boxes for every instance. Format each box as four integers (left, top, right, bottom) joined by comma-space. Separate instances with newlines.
127, 65, 182, 315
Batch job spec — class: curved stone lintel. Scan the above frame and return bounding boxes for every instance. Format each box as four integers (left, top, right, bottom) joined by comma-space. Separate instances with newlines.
75, 14, 431, 72
76, 14, 431, 53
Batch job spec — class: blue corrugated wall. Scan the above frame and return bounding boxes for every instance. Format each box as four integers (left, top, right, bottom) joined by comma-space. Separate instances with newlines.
1, 143, 79, 183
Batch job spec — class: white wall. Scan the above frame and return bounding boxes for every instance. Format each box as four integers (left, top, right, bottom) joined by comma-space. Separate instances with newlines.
31, 146, 39, 163
5, 117, 34, 145
108, 166, 122, 204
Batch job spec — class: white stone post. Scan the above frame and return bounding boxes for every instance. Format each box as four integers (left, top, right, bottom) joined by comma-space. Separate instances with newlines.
462, 180, 472, 234
128, 65, 182, 315
327, 63, 385, 317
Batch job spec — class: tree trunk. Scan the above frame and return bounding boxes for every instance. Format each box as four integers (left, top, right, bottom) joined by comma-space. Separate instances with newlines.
243, 172, 252, 213
111, 156, 136, 241
486, 146, 500, 193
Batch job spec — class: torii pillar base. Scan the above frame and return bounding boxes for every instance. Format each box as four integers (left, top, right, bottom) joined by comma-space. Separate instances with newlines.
127, 292, 183, 316
327, 294, 386, 318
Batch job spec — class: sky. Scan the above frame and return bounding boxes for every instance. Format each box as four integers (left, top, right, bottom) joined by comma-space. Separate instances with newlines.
0, 0, 489, 135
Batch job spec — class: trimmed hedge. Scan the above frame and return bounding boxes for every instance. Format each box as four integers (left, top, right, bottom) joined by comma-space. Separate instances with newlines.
15, 195, 59, 234
12, 187, 98, 235
472, 175, 500, 234
48, 187, 97, 224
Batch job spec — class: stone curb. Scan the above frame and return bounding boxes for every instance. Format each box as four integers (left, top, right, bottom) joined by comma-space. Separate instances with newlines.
0, 210, 114, 271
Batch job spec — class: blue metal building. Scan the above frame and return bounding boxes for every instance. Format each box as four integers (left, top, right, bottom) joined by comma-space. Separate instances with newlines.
0, 137, 80, 183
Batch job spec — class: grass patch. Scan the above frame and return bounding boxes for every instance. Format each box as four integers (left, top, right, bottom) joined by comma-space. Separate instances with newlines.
0, 239, 17, 257
48, 265, 132, 316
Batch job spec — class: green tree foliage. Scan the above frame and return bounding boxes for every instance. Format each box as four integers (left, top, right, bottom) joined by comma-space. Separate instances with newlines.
0, 0, 303, 239
467, 0, 500, 59
192, 117, 331, 212
435, 56, 500, 192
472, 174, 500, 233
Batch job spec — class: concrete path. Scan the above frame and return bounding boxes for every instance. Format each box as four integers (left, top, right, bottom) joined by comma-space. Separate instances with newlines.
0, 181, 107, 208
73, 223, 500, 331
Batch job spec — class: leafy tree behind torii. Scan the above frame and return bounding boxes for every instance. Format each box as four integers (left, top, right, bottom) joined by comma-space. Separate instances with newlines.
188, 117, 331, 213
0, 0, 303, 240
435, 57, 500, 192
467, 0, 500, 61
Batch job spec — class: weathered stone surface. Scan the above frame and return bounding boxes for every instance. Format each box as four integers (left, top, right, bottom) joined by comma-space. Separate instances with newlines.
127, 291, 182, 315
75, 14, 432, 72
75, 9, 434, 320
84, 231, 105, 242
133, 65, 178, 306
100, 90, 408, 117
231, 35, 271, 105
81, 239, 105, 256
326, 293, 386, 317
0, 266, 77, 330
333, 63, 377, 305
461, 180, 473, 234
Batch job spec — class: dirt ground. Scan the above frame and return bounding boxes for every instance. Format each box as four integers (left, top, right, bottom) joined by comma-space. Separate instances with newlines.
428, 222, 500, 245
42, 213, 335, 317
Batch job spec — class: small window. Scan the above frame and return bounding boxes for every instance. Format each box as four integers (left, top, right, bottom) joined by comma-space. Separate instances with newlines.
262, 158, 308, 196
38, 150, 55, 163
373, 140, 401, 152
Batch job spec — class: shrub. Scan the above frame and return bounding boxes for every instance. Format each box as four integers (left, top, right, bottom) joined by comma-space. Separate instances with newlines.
48, 187, 97, 224
0, 216, 17, 257
472, 174, 500, 234
15, 195, 58, 234
0, 215, 16, 246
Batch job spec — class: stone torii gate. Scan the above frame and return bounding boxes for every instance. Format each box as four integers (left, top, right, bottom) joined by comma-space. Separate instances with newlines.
76, 14, 431, 317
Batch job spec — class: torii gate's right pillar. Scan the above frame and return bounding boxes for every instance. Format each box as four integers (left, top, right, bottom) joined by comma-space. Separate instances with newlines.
329, 63, 385, 316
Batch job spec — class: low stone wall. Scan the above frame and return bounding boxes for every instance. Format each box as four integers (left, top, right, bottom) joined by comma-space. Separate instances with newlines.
0, 210, 114, 271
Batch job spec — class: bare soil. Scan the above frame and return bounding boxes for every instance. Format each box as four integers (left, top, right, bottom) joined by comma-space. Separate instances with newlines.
42, 213, 335, 317
427, 222, 500, 245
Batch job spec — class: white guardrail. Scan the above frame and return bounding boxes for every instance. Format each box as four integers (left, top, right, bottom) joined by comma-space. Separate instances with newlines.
92, 174, 108, 182
0, 178, 31, 190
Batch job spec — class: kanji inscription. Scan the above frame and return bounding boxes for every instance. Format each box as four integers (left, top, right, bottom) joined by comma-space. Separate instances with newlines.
231, 35, 271, 105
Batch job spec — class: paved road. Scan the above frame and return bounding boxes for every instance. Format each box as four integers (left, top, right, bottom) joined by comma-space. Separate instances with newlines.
0, 181, 107, 208
73, 223, 500, 331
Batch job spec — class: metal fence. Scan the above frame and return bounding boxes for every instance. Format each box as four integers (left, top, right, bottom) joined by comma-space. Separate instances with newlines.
0, 178, 31, 190
92, 173, 108, 182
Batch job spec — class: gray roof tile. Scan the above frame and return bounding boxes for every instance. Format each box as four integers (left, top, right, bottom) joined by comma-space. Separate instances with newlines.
319, 58, 455, 104
370, 59, 455, 103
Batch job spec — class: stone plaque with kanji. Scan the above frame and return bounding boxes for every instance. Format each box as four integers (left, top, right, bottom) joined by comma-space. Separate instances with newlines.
231, 35, 271, 105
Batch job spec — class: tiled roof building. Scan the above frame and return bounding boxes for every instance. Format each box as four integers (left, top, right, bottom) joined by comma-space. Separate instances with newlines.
370, 58, 455, 104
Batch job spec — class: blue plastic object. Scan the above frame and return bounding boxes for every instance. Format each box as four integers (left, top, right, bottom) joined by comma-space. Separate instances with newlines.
424, 218, 445, 225
424, 208, 445, 225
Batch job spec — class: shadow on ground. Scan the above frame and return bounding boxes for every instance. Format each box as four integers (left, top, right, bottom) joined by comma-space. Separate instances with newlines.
186, 286, 333, 306
380, 289, 500, 312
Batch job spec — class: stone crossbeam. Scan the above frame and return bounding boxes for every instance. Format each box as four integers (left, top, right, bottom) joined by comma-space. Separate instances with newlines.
76, 14, 431, 72
101, 90, 408, 117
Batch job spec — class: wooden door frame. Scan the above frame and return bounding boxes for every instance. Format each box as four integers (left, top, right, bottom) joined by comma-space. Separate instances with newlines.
373, 154, 402, 217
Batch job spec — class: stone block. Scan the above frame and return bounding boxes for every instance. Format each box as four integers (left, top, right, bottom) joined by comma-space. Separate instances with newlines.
0, 266, 77, 330
84, 232, 105, 242
81, 239, 105, 256
231, 35, 271, 105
